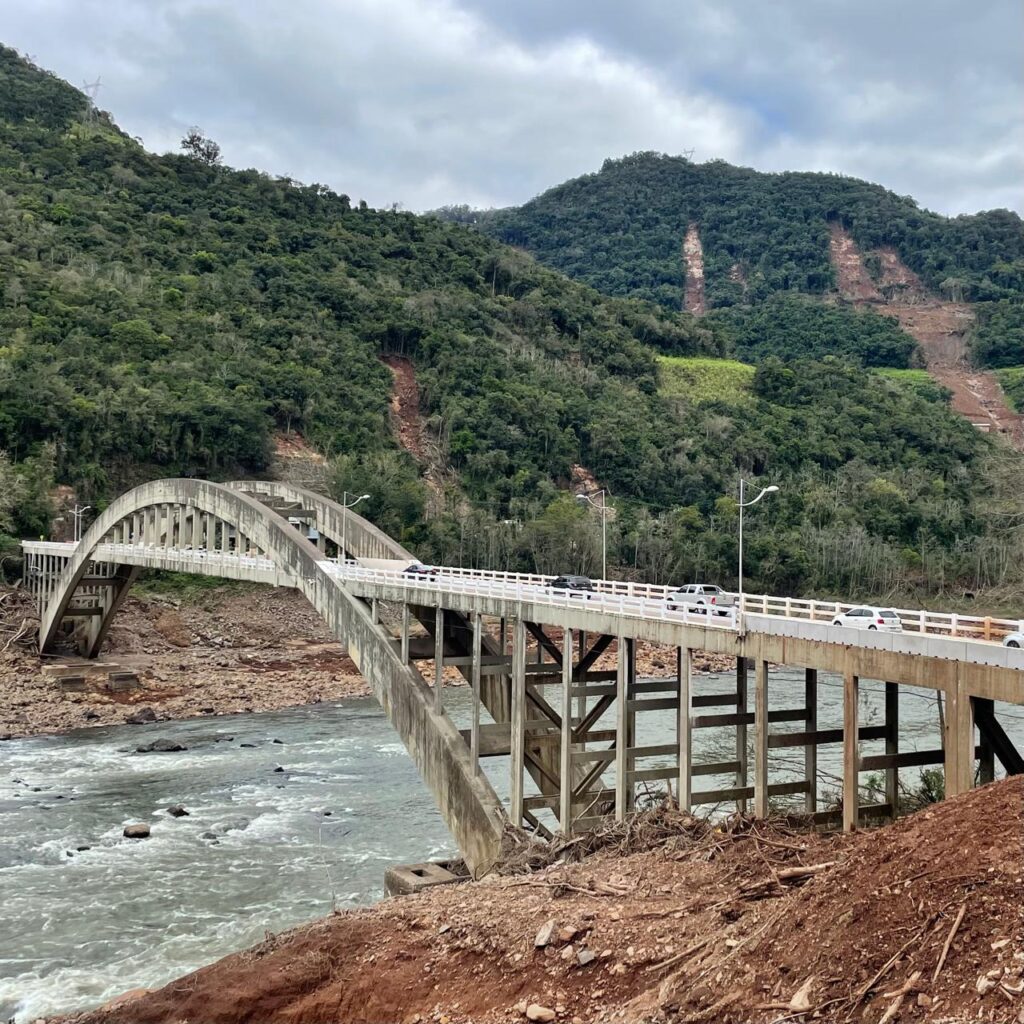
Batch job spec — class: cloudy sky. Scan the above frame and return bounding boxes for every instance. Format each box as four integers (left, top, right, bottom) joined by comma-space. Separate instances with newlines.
4, 0, 1022, 215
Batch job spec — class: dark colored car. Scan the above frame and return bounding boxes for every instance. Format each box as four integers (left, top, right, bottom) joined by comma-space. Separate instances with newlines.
403, 562, 439, 576
549, 574, 594, 596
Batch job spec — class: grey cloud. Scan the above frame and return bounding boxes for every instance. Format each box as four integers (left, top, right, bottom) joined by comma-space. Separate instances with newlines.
1, 0, 1020, 214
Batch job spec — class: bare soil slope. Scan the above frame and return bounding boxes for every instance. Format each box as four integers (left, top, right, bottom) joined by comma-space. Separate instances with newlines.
682, 223, 706, 315
829, 225, 1023, 447
61, 777, 1024, 1024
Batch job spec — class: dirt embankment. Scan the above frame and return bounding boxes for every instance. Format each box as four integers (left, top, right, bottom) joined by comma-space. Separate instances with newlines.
61, 777, 1024, 1024
682, 223, 706, 315
829, 224, 1023, 448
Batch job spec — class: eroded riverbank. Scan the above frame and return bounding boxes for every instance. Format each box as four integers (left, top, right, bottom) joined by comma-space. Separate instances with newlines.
56, 778, 1024, 1024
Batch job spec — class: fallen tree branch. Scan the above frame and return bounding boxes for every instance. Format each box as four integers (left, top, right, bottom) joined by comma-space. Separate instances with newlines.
932, 901, 967, 984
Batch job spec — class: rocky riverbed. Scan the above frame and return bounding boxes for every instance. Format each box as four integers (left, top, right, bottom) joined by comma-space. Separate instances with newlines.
0, 584, 738, 740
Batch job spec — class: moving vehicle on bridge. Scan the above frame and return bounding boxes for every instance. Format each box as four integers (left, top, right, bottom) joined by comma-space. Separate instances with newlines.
665, 583, 736, 615
548, 574, 594, 597
1004, 631, 1023, 648
831, 606, 903, 632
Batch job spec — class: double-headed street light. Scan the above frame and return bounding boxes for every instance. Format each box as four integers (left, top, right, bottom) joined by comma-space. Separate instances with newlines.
70, 504, 92, 544
340, 492, 371, 563
575, 489, 610, 581
737, 479, 779, 616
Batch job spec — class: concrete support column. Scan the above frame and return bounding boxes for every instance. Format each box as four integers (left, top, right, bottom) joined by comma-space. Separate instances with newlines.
975, 697, 995, 785
400, 604, 410, 665
946, 680, 974, 798
470, 612, 482, 777
434, 607, 444, 712
559, 626, 573, 833
843, 671, 860, 831
805, 668, 818, 814
677, 646, 692, 812
577, 629, 588, 721
510, 618, 526, 827
736, 656, 749, 813
191, 506, 201, 549
625, 637, 637, 815
615, 635, 629, 822
754, 659, 769, 817
884, 682, 899, 818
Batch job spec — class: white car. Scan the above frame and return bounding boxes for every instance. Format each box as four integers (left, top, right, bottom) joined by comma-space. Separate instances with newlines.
1003, 632, 1023, 649
832, 606, 903, 632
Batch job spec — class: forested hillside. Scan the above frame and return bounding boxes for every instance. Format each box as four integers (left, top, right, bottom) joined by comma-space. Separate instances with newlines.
455, 152, 1024, 368
2, 49, 1022, 599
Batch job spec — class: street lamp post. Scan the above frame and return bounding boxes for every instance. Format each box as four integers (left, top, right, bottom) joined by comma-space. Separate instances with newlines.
70, 504, 92, 544
575, 489, 609, 581
340, 492, 371, 564
737, 479, 779, 617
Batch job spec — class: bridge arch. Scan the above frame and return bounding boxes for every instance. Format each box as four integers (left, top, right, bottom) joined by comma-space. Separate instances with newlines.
39, 478, 506, 873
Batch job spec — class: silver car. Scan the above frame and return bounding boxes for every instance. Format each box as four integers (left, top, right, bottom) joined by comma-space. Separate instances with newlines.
1003, 632, 1023, 649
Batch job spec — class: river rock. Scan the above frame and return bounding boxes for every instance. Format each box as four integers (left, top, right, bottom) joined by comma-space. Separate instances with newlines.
125, 707, 157, 725
577, 948, 596, 967
136, 738, 187, 753
534, 918, 558, 948
166, 805, 189, 817
123, 823, 151, 839
201, 831, 218, 839
525, 1006, 556, 1023
83, 709, 100, 721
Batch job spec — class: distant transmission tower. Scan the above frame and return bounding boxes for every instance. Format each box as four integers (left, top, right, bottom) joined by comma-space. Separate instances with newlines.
81, 77, 102, 122
682, 148, 695, 161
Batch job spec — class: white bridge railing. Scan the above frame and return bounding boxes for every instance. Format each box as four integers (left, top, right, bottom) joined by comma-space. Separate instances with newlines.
21, 541, 1024, 647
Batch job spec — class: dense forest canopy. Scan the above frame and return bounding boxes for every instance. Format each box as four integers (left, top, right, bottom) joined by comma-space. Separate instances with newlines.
451, 152, 1024, 368
2, 48, 1023, 600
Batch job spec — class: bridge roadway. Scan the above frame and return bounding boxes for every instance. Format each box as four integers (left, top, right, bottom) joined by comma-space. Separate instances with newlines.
21, 479, 1024, 875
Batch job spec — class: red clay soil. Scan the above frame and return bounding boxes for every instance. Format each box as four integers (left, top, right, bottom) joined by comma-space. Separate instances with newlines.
829, 224, 1024, 449
682, 223, 706, 315
381, 355, 428, 462
62, 777, 1024, 1024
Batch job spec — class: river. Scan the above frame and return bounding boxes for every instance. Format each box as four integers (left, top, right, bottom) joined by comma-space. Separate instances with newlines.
2, 670, 1021, 1021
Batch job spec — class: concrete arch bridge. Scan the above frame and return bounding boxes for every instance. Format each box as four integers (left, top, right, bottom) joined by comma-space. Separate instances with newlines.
22, 480, 1024, 875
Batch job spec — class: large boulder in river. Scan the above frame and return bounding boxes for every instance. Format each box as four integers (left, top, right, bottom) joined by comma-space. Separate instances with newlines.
125, 707, 157, 725
123, 823, 151, 839
166, 805, 189, 817
136, 738, 187, 753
